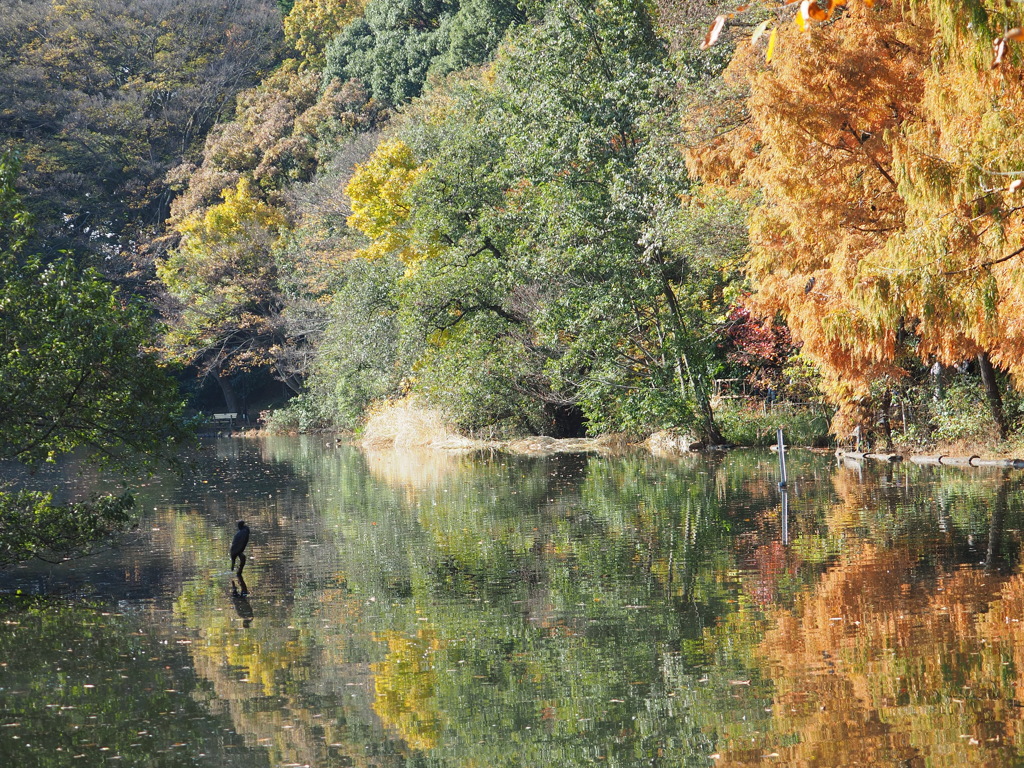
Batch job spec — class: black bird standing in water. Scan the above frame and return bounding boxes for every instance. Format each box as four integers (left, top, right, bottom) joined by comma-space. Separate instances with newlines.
230, 520, 250, 575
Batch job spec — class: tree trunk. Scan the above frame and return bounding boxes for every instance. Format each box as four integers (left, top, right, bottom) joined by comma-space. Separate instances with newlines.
216, 371, 240, 414
877, 388, 893, 450
681, 352, 725, 445
930, 360, 947, 405
977, 352, 1008, 440
652, 250, 725, 445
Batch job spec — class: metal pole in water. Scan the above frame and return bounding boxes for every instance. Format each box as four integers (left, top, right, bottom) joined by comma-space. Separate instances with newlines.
781, 487, 789, 546
777, 427, 789, 545
777, 427, 788, 489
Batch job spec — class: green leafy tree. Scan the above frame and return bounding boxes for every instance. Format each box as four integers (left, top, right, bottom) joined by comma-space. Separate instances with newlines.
345, 0, 739, 440
3, 256, 190, 467
345, 89, 568, 434
0, 155, 192, 565
489, 0, 737, 441
433, 0, 531, 73
277, 255, 409, 431
323, 0, 527, 106
324, 0, 460, 106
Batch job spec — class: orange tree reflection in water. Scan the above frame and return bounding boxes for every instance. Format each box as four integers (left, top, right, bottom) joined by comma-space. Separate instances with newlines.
712, 463, 1024, 768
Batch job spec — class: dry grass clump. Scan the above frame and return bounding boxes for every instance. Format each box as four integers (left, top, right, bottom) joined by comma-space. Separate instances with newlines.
360, 399, 477, 450
645, 430, 701, 455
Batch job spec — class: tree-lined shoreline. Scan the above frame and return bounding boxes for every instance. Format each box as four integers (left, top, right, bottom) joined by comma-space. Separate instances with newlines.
5, 0, 1024, 504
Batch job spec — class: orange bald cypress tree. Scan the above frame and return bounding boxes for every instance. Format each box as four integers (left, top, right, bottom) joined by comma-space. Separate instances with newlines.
691, 1, 1024, 436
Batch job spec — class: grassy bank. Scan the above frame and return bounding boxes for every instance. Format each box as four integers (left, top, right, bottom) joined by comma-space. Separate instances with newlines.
716, 401, 833, 448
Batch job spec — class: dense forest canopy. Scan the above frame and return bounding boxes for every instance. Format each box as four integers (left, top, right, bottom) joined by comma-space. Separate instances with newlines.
5, 0, 1024, 487
0, 0, 283, 275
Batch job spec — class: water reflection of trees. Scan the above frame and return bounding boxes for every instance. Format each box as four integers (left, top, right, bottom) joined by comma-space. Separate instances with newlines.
167, 441, 406, 768
0, 598, 265, 767
710, 463, 1024, 767
157, 441, 1024, 767
165, 443, 779, 765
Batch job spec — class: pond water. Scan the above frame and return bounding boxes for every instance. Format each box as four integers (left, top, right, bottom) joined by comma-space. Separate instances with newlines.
1, 437, 1023, 767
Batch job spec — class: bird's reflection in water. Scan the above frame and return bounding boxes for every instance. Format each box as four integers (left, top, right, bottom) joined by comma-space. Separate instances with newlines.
231, 576, 253, 627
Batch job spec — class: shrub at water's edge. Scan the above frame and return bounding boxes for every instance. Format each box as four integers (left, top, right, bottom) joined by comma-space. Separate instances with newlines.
360, 400, 480, 450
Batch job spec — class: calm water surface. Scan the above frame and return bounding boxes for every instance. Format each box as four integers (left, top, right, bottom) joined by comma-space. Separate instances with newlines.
2, 437, 1023, 767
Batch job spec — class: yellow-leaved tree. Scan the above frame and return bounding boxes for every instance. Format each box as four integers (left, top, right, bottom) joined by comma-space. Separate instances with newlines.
284, 0, 365, 68
157, 178, 288, 409
345, 138, 437, 268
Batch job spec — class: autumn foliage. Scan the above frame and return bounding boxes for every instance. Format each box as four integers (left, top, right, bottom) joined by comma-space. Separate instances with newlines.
692, 1, 1024, 434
